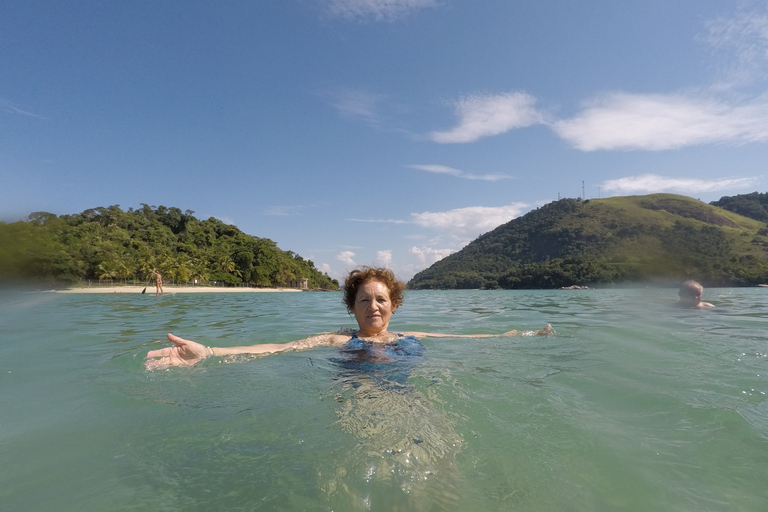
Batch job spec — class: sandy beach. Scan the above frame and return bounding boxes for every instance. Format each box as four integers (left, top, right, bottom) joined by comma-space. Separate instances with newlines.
56, 285, 306, 294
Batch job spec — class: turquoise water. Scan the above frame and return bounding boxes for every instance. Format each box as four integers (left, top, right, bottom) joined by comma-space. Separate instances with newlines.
1, 288, 767, 511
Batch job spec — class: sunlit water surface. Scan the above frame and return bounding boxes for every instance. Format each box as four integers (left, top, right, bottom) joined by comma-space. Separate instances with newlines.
1, 288, 767, 511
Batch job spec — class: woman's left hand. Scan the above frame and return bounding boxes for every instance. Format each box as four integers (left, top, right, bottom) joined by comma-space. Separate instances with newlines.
502, 324, 553, 336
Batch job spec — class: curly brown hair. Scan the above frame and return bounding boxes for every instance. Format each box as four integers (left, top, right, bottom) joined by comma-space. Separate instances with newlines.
342, 266, 406, 313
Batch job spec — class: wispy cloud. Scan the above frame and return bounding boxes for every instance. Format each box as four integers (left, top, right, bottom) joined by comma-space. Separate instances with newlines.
428, 87, 768, 153
342, 203, 530, 273
347, 217, 409, 224
602, 174, 759, 194
265, 205, 302, 216
213, 216, 237, 226
411, 202, 528, 239
337, 250, 357, 265
349, 203, 528, 237
706, 6, 768, 88
324, 0, 438, 22
409, 246, 453, 265
430, 92, 544, 143
376, 250, 392, 267
407, 164, 512, 182
325, 88, 387, 126
0, 98, 46, 119
419, 6, 768, 152
551, 92, 768, 151
264, 204, 320, 216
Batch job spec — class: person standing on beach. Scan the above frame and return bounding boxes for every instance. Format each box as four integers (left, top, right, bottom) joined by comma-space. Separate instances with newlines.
678, 280, 714, 308
152, 270, 164, 296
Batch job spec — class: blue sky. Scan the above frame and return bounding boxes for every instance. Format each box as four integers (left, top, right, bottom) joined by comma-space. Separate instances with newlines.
3, 0, 768, 281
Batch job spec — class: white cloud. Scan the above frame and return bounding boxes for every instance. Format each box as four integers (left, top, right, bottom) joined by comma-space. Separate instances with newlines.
341, 203, 531, 278
602, 174, 759, 194
324, 0, 438, 21
326, 88, 386, 126
336, 251, 357, 265
376, 250, 392, 267
430, 92, 544, 143
0, 98, 46, 119
407, 164, 511, 182
264, 205, 302, 216
265, 203, 323, 216
214, 216, 237, 226
551, 92, 768, 151
347, 217, 408, 224
706, 7, 768, 87
421, 8, 768, 152
411, 202, 528, 239
409, 246, 453, 265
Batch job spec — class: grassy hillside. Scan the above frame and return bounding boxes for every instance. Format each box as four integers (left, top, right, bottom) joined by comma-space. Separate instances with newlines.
408, 194, 768, 289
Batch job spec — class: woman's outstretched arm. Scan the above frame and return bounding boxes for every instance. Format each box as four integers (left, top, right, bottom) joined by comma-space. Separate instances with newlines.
401, 324, 553, 339
145, 332, 350, 369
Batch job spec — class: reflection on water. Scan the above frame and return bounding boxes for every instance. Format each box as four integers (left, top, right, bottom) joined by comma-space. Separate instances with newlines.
313, 334, 464, 509
325, 368, 463, 510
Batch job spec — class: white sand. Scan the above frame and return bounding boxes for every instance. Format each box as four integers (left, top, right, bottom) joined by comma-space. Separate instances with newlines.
56, 285, 305, 294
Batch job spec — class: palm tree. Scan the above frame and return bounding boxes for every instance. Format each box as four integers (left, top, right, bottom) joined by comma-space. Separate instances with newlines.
217, 254, 242, 279
191, 259, 211, 282
97, 260, 119, 280
174, 254, 193, 283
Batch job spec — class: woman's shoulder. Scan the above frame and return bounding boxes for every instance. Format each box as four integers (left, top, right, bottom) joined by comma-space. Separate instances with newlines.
396, 333, 424, 344
321, 327, 358, 346
287, 329, 354, 350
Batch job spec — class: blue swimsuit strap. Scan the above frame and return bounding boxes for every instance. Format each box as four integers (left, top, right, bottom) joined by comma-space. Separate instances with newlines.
350, 331, 404, 339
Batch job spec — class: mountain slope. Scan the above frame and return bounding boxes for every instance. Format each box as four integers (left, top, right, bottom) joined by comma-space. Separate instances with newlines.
408, 194, 768, 289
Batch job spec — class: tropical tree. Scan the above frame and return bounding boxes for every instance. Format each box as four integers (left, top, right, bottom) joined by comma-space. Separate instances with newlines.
0, 204, 340, 289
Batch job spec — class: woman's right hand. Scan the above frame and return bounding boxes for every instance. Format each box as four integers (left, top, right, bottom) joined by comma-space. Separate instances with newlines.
145, 333, 210, 369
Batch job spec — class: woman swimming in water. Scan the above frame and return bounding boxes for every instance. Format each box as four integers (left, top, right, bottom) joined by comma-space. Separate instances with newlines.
145, 266, 552, 368
145, 266, 552, 509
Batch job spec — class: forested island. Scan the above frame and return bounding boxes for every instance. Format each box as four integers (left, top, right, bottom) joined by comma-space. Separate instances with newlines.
0, 205, 339, 290
408, 193, 768, 290
4, 193, 768, 291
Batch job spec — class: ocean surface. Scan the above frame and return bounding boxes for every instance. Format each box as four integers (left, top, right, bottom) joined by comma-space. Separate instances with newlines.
1, 287, 767, 511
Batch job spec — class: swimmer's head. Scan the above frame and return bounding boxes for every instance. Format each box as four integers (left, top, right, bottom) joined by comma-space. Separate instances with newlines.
678, 280, 703, 307
343, 266, 406, 313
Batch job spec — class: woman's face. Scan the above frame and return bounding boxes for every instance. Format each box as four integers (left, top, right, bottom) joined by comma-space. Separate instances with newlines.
353, 279, 397, 336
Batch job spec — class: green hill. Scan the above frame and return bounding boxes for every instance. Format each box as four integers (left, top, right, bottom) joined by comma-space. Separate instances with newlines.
408, 194, 768, 289
710, 192, 768, 223
0, 204, 339, 289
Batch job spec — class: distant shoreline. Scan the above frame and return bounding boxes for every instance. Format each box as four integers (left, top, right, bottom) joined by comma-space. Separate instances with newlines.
55, 285, 307, 294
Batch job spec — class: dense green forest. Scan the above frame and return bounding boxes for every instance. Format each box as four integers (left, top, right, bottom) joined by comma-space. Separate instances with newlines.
0, 204, 339, 289
409, 193, 768, 290
710, 192, 768, 223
